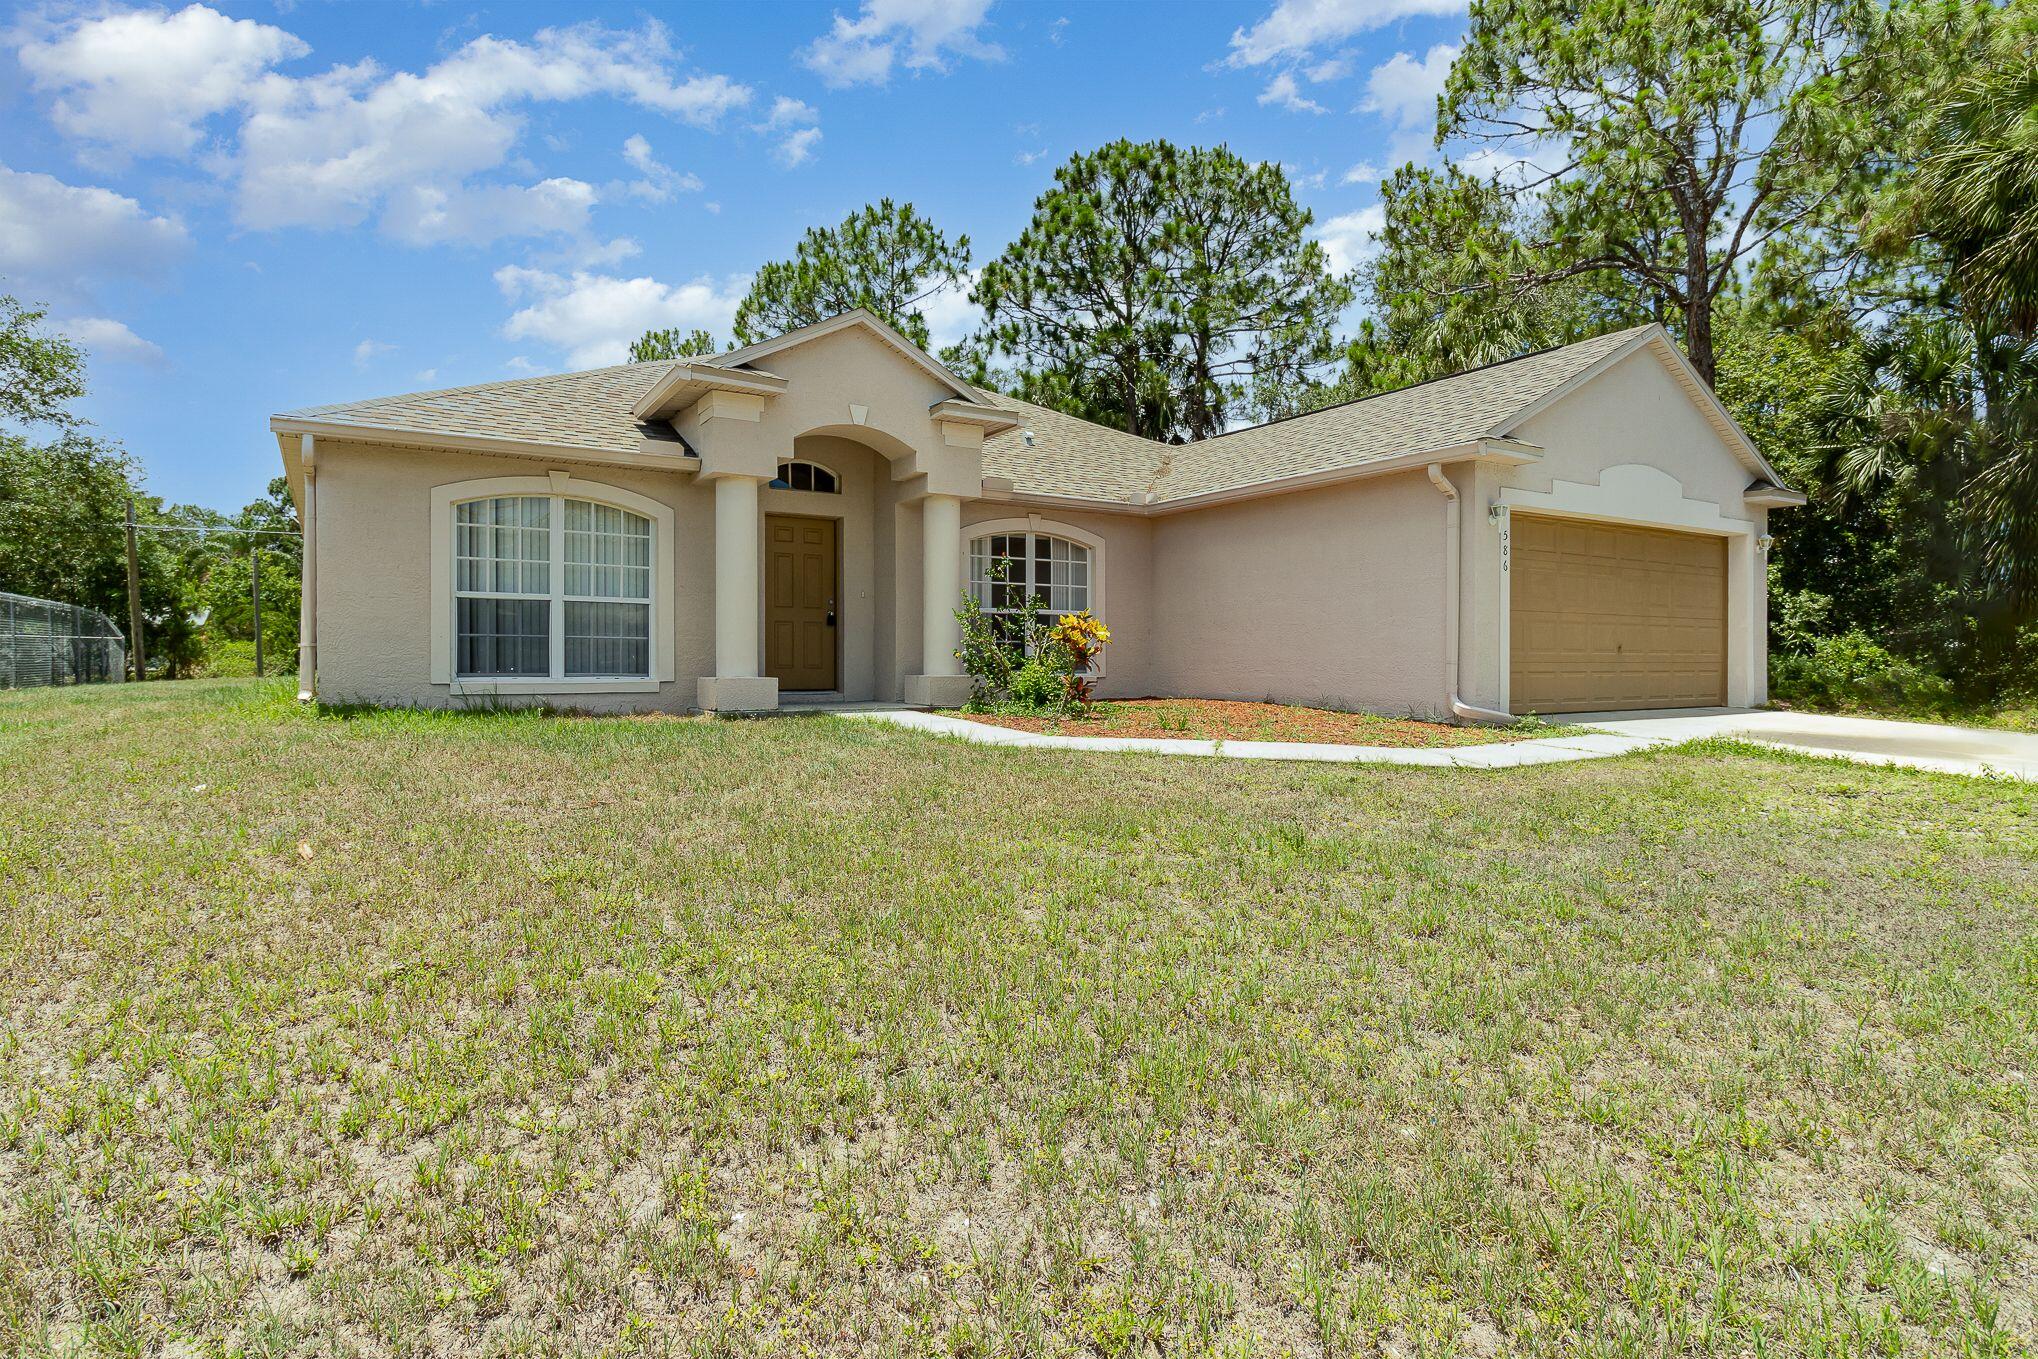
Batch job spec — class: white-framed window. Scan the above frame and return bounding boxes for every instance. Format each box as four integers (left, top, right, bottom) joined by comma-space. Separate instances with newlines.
968, 524, 1104, 673
767, 459, 839, 493
454, 493, 652, 679
431, 474, 674, 693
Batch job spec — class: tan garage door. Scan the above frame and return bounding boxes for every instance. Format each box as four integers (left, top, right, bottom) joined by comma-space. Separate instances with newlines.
1510, 515, 1726, 714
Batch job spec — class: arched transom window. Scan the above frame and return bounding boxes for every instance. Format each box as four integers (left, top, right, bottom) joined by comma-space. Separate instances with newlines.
767, 460, 839, 493
969, 530, 1092, 635
454, 495, 652, 678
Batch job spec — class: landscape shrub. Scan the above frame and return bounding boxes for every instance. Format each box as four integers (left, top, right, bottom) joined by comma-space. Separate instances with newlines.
1770, 629, 1957, 715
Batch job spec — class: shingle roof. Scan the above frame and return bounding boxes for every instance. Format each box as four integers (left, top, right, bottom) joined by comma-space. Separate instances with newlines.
1162, 325, 1650, 498
280, 362, 688, 455
276, 323, 1677, 503
979, 393, 1173, 501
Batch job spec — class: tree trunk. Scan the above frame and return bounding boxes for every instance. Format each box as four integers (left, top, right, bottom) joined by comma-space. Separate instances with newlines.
1685, 294, 1716, 388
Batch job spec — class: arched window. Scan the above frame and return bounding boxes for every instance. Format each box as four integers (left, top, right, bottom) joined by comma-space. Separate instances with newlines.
767, 459, 839, 493
453, 494, 652, 679
969, 529, 1092, 635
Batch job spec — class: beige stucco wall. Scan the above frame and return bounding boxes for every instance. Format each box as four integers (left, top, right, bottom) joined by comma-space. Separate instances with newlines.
1457, 347, 1771, 711
1147, 470, 1452, 714
313, 441, 712, 711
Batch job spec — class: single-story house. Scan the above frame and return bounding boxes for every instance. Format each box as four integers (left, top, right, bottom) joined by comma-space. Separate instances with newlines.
270, 309, 1802, 718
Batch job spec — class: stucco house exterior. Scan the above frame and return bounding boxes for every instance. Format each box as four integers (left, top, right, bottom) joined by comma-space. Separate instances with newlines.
270, 310, 1802, 719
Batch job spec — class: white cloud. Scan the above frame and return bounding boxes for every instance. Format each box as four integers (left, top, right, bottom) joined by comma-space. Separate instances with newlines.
234, 23, 750, 237
776, 126, 824, 168
1015, 147, 1047, 166
14, 4, 307, 159
353, 338, 393, 367
379, 178, 598, 247
505, 355, 546, 374
495, 265, 748, 368
1257, 72, 1326, 114
619, 134, 703, 202
58, 315, 166, 366
1360, 44, 1457, 129
803, 0, 1003, 88
1313, 204, 1385, 275
756, 96, 819, 131
1340, 160, 1381, 185
16, 8, 754, 247
1227, 0, 1467, 67
0, 165, 190, 303
415, 367, 439, 383
1304, 56, 1351, 82
916, 273, 980, 352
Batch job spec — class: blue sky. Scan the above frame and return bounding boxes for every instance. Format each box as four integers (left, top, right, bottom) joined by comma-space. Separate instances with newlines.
1, 0, 1473, 511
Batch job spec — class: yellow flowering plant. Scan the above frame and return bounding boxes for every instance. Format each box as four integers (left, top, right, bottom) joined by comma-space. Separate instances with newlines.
1050, 611, 1111, 713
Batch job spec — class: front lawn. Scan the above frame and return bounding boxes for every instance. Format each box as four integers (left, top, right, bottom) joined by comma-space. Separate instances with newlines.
3, 679, 2035, 1357
950, 697, 1554, 746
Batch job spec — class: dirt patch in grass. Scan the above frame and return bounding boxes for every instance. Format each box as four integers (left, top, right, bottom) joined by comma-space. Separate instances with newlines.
951, 697, 1538, 746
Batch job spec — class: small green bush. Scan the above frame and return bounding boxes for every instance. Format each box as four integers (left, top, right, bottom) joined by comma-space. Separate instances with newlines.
1007, 654, 1067, 711
1770, 630, 1956, 715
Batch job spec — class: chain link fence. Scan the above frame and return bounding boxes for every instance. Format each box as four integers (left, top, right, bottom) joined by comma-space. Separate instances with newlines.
0, 591, 127, 689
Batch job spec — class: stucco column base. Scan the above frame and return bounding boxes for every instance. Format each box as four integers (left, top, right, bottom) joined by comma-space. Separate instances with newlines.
698, 676, 780, 713
902, 674, 972, 709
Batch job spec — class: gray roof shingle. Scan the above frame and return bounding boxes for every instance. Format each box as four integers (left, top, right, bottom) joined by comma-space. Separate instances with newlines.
280, 362, 688, 455
277, 324, 1666, 503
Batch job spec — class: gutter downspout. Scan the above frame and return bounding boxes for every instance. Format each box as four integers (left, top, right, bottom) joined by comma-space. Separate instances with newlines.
1426, 463, 1514, 726
297, 434, 318, 702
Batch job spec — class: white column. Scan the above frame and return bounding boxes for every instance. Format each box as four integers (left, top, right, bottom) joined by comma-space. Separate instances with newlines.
921, 493, 963, 678
713, 474, 762, 678
296, 435, 318, 701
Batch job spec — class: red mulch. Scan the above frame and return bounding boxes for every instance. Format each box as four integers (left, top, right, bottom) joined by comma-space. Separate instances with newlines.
951, 698, 1518, 747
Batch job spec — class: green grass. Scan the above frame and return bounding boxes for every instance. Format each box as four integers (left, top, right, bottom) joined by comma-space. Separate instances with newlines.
1772, 698, 2038, 735
3, 678, 2035, 1358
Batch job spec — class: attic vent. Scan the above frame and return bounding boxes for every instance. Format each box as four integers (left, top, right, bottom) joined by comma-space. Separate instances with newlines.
1021, 428, 1036, 447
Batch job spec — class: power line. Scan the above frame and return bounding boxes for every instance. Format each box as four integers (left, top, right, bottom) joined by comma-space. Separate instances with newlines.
0, 506, 300, 537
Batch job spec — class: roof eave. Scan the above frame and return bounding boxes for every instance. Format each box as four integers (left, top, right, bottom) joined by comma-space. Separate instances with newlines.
930, 398, 1023, 434
269, 416, 698, 471
629, 362, 789, 420
1745, 482, 1808, 508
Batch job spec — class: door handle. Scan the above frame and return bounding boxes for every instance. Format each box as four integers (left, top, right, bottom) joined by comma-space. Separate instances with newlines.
826, 610, 837, 627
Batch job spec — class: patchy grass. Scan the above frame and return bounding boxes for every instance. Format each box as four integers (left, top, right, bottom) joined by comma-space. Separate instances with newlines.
951, 698, 1555, 746
1770, 698, 2038, 735
3, 678, 2036, 1358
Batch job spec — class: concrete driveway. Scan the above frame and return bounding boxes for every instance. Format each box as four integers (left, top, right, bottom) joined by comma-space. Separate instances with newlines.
1570, 708, 2038, 781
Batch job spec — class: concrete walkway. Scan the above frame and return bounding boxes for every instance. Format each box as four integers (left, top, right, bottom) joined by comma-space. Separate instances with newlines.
836, 706, 2037, 780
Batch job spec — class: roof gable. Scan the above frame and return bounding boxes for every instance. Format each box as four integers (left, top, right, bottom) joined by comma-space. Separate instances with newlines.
708, 309, 983, 403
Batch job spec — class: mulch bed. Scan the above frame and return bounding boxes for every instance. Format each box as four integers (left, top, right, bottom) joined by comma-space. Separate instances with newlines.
950, 697, 1528, 747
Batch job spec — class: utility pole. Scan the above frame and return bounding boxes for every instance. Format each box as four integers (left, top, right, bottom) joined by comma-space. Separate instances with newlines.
124, 498, 145, 682
250, 545, 263, 677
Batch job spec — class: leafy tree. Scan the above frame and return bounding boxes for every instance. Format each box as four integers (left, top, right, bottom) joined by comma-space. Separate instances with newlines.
628, 328, 720, 362
1882, 10, 2038, 337
975, 140, 1350, 439
973, 141, 1182, 438
0, 434, 137, 613
1434, 0, 1875, 386
732, 198, 970, 348
1, 291, 86, 427
1165, 147, 1352, 437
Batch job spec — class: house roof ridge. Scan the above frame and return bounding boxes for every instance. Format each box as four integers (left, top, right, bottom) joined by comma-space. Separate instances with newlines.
277, 359, 672, 420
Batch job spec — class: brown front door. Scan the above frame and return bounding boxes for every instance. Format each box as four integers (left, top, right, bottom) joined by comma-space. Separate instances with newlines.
1510, 514, 1727, 714
765, 514, 838, 691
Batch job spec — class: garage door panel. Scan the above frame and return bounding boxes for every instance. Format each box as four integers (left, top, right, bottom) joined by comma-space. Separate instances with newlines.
1510, 515, 1726, 714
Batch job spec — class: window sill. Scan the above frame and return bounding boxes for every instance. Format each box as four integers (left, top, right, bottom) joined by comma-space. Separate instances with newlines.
448, 678, 662, 696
